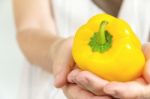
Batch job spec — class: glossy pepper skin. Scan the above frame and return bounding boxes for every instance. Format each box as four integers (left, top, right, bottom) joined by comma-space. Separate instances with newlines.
72, 14, 145, 82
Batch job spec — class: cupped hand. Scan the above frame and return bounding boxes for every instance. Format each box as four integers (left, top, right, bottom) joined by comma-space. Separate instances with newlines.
68, 43, 150, 99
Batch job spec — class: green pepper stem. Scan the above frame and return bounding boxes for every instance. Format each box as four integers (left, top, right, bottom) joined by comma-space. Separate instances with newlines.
88, 20, 112, 53
99, 21, 108, 45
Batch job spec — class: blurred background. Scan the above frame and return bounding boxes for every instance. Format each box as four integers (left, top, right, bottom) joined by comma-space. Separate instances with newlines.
0, 0, 24, 99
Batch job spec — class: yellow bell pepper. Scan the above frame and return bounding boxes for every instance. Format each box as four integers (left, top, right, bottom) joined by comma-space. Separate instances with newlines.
72, 14, 145, 82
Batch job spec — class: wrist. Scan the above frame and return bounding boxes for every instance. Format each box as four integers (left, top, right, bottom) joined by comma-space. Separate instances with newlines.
48, 36, 64, 63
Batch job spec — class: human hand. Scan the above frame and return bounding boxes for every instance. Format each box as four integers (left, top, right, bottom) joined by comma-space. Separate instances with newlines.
68, 43, 150, 99
63, 83, 111, 99
50, 37, 75, 88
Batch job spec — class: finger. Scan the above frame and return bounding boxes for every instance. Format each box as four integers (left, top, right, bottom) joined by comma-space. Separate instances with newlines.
143, 59, 150, 83
53, 64, 73, 88
74, 71, 109, 95
63, 84, 111, 99
142, 43, 150, 59
67, 68, 81, 83
103, 81, 146, 99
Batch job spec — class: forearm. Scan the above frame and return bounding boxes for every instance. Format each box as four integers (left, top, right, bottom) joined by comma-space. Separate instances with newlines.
13, 0, 60, 73
17, 29, 63, 73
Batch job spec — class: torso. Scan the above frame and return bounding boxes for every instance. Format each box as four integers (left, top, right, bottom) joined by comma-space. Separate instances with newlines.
92, 0, 123, 17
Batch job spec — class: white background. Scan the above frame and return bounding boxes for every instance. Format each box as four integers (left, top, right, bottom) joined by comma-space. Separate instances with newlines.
0, 0, 24, 99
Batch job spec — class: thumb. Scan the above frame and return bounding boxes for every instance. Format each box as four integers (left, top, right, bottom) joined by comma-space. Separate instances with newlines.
53, 60, 74, 88
51, 37, 74, 88
143, 60, 150, 83
142, 43, 150, 83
